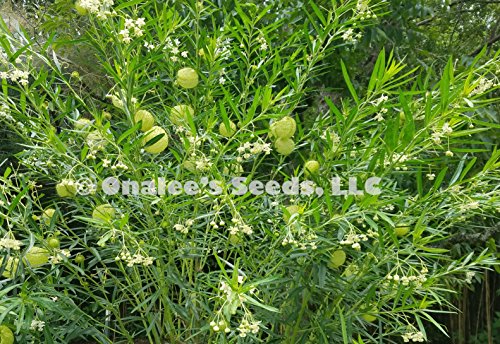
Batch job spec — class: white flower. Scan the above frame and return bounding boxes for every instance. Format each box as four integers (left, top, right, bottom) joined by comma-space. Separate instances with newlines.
30, 319, 45, 332
135, 18, 146, 27
174, 223, 188, 234
124, 18, 135, 29
442, 122, 453, 135
0, 238, 23, 250
465, 271, 475, 284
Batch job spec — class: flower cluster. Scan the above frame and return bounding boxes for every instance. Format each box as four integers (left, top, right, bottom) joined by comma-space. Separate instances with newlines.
228, 217, 253, 235
1, 50, 30, 86
174, 219, 195, 234
236, 141, 272, 162
211, 277, 262, 337
237, 318, 261, 338
282, 233, 318, 250
402, 330, 425, 342
373, 94, 388, 106
209, 319, 230, 333
340, 230, 377, 251
386, 267, 428, 287
30, 319, 45, 332
194, 155, 213, 172
384, 152, 410, 170
431, 122, 453, 144
356, 0, 377, 20
120, 18, 146, 44
164, 38, 188, 62
49, 249, 71, 264
1, 69, 30, 85
458, 201, 480, 213
78, 0, 114, 18
101, 159, 129, 170
470, 77, 497, 96
215, 37, 233, 60
320, 128, 341, 153
256, 35, 268, 51
341, 28, 363, 44
116, 248, 154, 267
374, 108, 388, 122
0, 237, 23, 250
0, 104, 13, 122
465, 271, 476, 284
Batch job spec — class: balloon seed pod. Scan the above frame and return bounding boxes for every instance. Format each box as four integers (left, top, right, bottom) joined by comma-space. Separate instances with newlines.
134, 109, 155, 132
142, 126, 169, 154
177, 67, 199, 89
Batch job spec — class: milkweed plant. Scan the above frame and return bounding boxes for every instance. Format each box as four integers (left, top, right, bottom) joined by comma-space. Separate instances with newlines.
0, 0, 499, 343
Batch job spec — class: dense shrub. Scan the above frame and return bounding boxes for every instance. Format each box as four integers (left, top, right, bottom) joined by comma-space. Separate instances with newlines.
0, 0, 499, 343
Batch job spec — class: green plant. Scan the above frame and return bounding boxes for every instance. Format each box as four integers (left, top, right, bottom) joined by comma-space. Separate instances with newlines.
0, 0, 499, 343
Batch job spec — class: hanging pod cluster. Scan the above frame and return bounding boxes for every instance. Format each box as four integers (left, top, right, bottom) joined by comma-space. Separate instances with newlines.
270, 116, 296, 156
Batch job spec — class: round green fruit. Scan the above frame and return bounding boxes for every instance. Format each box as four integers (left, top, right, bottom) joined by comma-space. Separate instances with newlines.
142, 126, 169, 154
219, 121, 237, 137
74, 254, 85, 264
92, 204, 116, 222
134, 110, 155, 132
361, 313, 377, 323
56, 180, 77, 198
177, 67, 199, 89
47, 237, 60, 249
42, 208, 56, 225
24, 247, 50, 267
170, 105, 194, 126
274, 138, 295, 156
74, 118, 92, 131
0, 325, 14, 344
270, 116, 296, 139
395, 224, 410, 237
85, 130, 107, 150
329, 250, 346, 268
283, 205, 303, 224
304, 160, 320, 176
